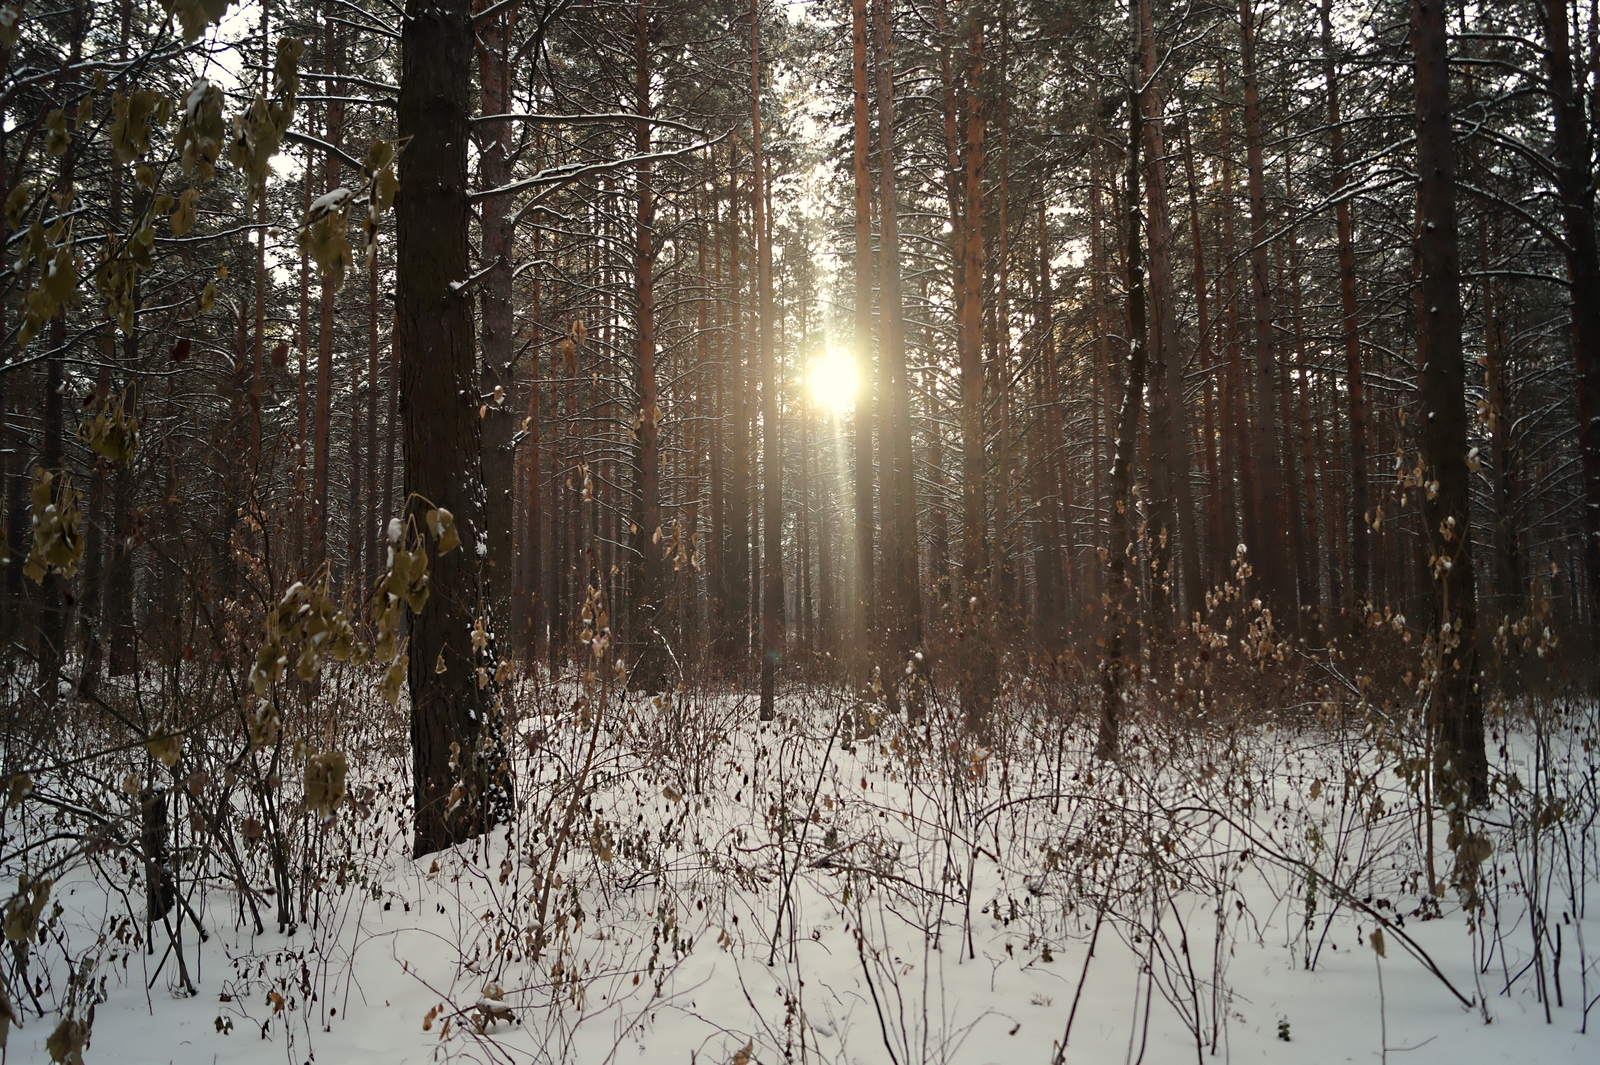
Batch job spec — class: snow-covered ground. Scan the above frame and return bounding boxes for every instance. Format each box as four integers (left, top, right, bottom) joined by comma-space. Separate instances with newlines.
7, 682, 1597, 1064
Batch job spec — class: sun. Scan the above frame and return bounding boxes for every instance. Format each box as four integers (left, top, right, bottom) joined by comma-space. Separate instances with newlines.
808, 348, 859, 413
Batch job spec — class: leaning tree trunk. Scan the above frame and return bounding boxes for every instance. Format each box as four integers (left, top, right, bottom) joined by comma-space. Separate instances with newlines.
398, 0, 505, 856
1411, 0, 1487, 805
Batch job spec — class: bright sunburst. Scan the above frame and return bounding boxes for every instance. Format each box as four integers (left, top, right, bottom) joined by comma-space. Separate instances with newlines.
808, 348, 859, 413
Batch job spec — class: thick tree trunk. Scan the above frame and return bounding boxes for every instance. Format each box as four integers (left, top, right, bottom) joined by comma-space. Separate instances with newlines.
398, 0, 504, 855
1411, 0, 1487, 805
1542, 0, 1600, 636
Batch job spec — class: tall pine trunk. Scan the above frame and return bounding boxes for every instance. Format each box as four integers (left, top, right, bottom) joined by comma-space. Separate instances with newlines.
1237, 0, 1290, 615
874, 0, 920, 667
477, 0, 518, 627
850, 0, 877, 674
1411, 0, 1487, 804
1321, 0, 1370, 613
1100, 57, 1147, 763
398, 0, 504, 855
1542, 0, 1600, 637
752, 0, 783, 719
629, 0, 670, 694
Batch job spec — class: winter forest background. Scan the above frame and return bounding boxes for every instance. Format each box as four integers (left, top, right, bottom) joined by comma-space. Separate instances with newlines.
0, 0, 1597, 1062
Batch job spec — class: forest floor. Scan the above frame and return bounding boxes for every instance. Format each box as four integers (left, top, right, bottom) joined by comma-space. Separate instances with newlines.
13, 678, 1599, 1064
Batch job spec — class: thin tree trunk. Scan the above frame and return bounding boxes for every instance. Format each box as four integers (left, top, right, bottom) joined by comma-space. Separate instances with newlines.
753, 1, 783, 718
1218, 56, 1254, 597
1180, 115, 1224, 589
1237, 0, 1290, 613
1036, 200, 1066, 643
1138, 0, 1201, 628
525, 244, 543, 660
1100, 54, 1148, 764
629, 0, 669, 694
1282, 195, 1323, 623
1480, 217, 1519, 615
874, 0, 920, 665
1321, 0, 1369, 613
477, 0, 518, 625
850, 0, 877, 674
722, 161, 751, 664
957, 4, 993, 732
313, 16, 342, 571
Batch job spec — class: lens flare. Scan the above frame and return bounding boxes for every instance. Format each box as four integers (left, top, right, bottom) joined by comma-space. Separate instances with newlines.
808, 348, 859, 413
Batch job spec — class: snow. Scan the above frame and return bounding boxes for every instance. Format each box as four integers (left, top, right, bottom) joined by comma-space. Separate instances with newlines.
310, 187, 352, 215
8, 686, 1596, 1065
184, 79, 211, 119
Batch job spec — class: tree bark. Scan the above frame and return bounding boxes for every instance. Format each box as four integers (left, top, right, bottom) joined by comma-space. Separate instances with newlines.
1411, 0, 1487, 805
850, 0, 877, 674
398, 0, 504, 855
1320, 0, 1370, 613
874, 0, 920, 667
1542, 0, 1600, 636
1101, 61, 1147, 764
750, 0, 783, 718
1236, 0, 1290, 615
1035, 200, 1066, 643
1180, 114, 1224, 589
721, 162, 752, 664
957, 2, 992, 731
476, 0, 518, 627
629, 0, 670, 694
1138, 0, 1201, 629
313, 15, 342, 571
